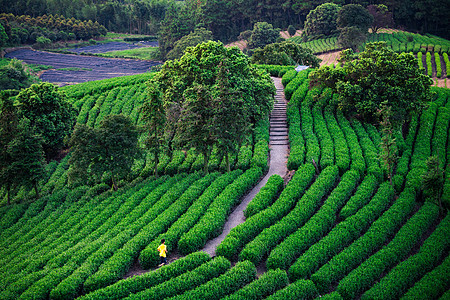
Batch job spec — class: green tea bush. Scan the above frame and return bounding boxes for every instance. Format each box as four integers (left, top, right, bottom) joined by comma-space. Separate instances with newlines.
216, 164, 315, 261
178, 167, 263, 255
337, 202, 440, 299
125, 256, 231, 300
139, 171, 240, 269
281, 69, 298, 87
239, 165, 338, 266
222, 268, 289, 300
244, 174, 283, 218
166, 260, 256, 300
361, 209, 449, 300
266, 170, 359, 270
265, 279, 318, 300
78, 252, 211, 300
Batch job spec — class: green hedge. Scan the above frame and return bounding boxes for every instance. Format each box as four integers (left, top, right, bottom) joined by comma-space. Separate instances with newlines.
235, 144, 252, 170
265, 279, 318, 300
82, 173, 212, 293
426, 52, 432, 76
336, 110, 365, 175
292, 181, 392, 282
222, 268, 289, 300
339, 175, 379, 220
286, 81, 308, 170
125, 256, 231, 300
443, 53, 450, 77
337, 202, 440, 299
267, 169, 359, 271
216, 164, 315, 261
316, 292, 343, 300
254, 64, 294, 77
310, 177, 418, 293
281, 69, 298, 87
435, 52, 443, 77
164, 150, 186, 175
5, 178, 165, 300
284, 70, 309, 100
350, 119, 383, 181
139, 171, 241, 269
165, 260, 256, 300
178, 167, 263, 255
400, 253, 450, 300
361, 209, 450, 300
324, 105, 350, 174
244, 174, 284, 218
410, 104, 437, 169
239, 165, 338, 266
77, 252, 211, 300
1, 180, 156, 295
312, 93, 335, 170
301, 89, 321, 165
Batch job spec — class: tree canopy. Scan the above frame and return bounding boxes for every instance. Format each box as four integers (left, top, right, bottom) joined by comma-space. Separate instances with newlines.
16, 82, 76, 159
246, 22, 281, 50
309, 42, 433, 126
251, 41, 321, 68
145, 41, 275, 172
301, 2, 340, 41
68, 114, 141, 190
166, 27, 213, 61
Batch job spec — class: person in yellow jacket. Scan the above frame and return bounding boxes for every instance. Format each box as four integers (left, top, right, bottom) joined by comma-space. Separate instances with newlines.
157, 239, 167, 266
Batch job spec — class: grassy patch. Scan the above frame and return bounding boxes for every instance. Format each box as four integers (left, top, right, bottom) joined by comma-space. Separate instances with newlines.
98, 47, 159, 60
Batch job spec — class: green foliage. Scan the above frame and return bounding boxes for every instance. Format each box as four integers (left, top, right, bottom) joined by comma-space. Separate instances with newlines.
0, 59, 34, 91
149, 41, 274, 171
68, 114, 141, 190
79, 252, 211, 300
310, 42, 433, 127
222, 268, 289, 300
287, 25, 296, 37
178, 167, 262, 255
421, 155, 445, 213
126, 256, 231, 300
166, 260, 256, 300
239, 165, 339, 266
337, 4, 373, 33
301, 3, 340, 41
247, 22, 281, 50
251, 41, 321, 67
216, 164, 315, 261
367, 4, 393, 34
244, 174, 283, 218
265, 279, 318, 300
16, 82, 76, 158
166, 27, 213, 60
7, 118, 46, 199
0, 23, 8, 46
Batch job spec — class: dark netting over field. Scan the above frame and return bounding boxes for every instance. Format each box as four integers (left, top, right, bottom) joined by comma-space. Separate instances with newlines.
68, 41, 158, 54
5, 49, 160, 84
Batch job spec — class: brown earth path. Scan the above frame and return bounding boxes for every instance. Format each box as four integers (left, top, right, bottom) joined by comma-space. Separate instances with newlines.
201, 77, 289, 257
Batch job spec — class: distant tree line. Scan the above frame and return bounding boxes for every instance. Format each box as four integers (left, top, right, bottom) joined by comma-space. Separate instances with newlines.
0, 13, 106, 45
0, 0, 448, 46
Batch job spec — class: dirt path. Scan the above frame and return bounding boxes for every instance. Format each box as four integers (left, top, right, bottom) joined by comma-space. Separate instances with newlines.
201, 77, 289, 257
124, 77, 289, 278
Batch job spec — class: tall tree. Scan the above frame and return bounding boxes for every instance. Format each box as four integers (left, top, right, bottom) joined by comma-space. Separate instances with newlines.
367, 4, 394, 33
301, 2, 340, 41
16, 82, 76, 159
247, 21, 280, 50
251, 40, 321, 67
8, 118, 46, 199
0, 91, 18, 204
309, 42, 433, 127
151, 41, 274, 171
141, 81, 166, 177
68, 114, 141, 190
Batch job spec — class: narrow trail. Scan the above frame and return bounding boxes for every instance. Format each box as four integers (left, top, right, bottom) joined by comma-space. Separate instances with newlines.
201, 77, 289, 257
124, 77, 289, 279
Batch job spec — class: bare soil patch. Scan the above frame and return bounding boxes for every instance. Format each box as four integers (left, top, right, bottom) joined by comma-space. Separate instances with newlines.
5, 48, 160, 85
317, 50, 341, 66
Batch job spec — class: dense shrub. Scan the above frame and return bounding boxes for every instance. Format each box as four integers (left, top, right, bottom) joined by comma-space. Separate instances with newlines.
265, 279, 319, 300
216, 164, 315, 261
244, 174, 284, 218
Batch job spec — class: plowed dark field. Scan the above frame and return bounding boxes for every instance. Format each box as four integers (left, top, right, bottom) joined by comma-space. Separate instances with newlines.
68, 41, 158, 54
5, 48, 160, 85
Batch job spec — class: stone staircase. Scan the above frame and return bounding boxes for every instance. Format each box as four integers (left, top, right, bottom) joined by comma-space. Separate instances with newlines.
270, 80, 288, 146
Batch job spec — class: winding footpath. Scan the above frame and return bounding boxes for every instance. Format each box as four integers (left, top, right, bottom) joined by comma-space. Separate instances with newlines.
201, 77, 289, 256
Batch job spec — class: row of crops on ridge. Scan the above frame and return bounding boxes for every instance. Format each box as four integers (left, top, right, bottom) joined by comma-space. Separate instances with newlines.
291, 31, 450, 79
0, 67, 449, 299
